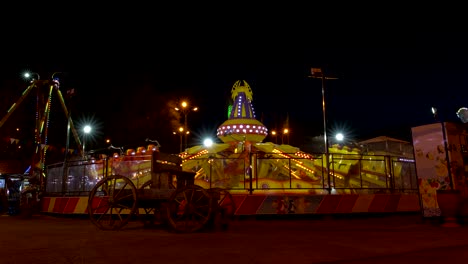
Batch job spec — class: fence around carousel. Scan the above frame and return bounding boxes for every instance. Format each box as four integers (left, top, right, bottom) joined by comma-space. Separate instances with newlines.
42, 152, 421, 216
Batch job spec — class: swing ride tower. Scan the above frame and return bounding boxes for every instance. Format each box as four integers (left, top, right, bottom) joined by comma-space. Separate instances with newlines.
0, 72, 83, 187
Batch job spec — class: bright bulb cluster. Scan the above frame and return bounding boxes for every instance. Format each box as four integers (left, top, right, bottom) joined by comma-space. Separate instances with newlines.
216, 124, 268, 137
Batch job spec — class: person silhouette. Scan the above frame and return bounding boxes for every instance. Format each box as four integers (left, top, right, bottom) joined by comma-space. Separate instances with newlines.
5, 175, 23, 216
288, 199, 296, 214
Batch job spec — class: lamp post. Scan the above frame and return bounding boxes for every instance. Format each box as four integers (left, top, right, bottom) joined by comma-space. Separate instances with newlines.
83, 125, 92, 159
173, 126, 186, 153
271, 130, 278, 144
282, 128, 289, 144
310, 67, 338, 194
175, 101, 198, 151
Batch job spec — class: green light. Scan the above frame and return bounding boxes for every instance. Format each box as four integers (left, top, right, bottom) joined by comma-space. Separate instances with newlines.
227, 104, 232, 118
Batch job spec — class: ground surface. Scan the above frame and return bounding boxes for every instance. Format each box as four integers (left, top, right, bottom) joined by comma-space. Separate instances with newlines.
1, 213, 467, 263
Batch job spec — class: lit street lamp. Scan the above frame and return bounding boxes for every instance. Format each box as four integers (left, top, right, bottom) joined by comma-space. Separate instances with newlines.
24, 72, 40, 81
271, 130, 278, 144
175, 101, 198, 150
310, 67, 338, 194
83, 125, 92, 158
173, 126, 188, 153
335, 133, 344, 144
282, 128, 289, 144
456, 107, 468, 123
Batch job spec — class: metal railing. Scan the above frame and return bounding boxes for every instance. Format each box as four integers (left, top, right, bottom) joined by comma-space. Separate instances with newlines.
45, 153, 418, 196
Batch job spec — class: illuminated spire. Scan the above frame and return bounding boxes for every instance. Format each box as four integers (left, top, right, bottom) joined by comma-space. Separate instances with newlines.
229, 80, 255, 119
217, 80, 268, 143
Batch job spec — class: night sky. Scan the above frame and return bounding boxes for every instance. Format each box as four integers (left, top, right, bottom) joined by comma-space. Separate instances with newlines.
1, 26, 467, 156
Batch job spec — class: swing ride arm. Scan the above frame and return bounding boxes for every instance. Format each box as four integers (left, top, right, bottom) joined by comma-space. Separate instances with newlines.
0, 83, 36, 129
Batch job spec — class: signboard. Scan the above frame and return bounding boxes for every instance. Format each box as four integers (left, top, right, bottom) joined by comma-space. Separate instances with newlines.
412, 122, 468, 217
412, 123, 448, 217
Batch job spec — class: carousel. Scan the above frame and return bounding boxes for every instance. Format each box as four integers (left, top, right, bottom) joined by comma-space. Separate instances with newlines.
177, 80, 364, 194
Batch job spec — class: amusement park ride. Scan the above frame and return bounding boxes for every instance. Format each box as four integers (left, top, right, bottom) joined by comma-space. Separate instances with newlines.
0, 72, 83, 186
2, 75, 432, 221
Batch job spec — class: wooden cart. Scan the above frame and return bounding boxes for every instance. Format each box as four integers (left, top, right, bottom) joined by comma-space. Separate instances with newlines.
87, 152, 236, 232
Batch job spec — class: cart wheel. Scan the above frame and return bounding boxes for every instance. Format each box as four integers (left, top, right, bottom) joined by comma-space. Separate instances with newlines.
140, 180, 153, 189
211, 188, 236, 217
88, 175, 137, 230
209, 188, 236, 230
138, 180, 162, 227
166, 185, 213, 233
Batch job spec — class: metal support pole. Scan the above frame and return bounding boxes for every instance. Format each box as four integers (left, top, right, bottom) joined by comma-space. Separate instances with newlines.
180, 132, 183, 153
441, 121, 454, 190
321, 73, 331, 194
82, 136, 86, 159
248, 151, 253, 195
184, 113, 188, 151
432, 107, 454, 190
62, 114, 71, 194
310, 67, 338, 194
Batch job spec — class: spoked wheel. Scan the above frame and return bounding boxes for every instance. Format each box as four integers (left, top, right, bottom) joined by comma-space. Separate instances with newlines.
88, 175, 137, 230
211, 188, 236, 217
166, 185, 213, 233
138, 180, 163, 227
208, 188, 236, 230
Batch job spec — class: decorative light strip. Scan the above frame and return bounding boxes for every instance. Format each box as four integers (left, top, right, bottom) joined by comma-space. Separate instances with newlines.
271, 149, 315, 174
182, 150, 209, 163
397, 158, 415, 162
217, 124, 268, 136
295, 151, 313, 160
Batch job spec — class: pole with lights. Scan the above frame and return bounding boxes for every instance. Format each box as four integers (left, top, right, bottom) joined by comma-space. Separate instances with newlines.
310, 67, 338, 194
271, 130, 278, 144
282, 128, 289, 144
173, 126, 186, 153
175, 101, 198, 151
82, 125, 92, 159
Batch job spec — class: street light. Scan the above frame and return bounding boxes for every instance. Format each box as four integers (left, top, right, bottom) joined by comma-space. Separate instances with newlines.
175, 101, 198, 150
335, 133, 344, 144
456, 107, 468, 123
310, 67, 338, 194
271, 130, 278, 144
282, 128, 289, 144
173, 126, 188, 153
83, 125, 92, 158
23, 72, 40, 81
